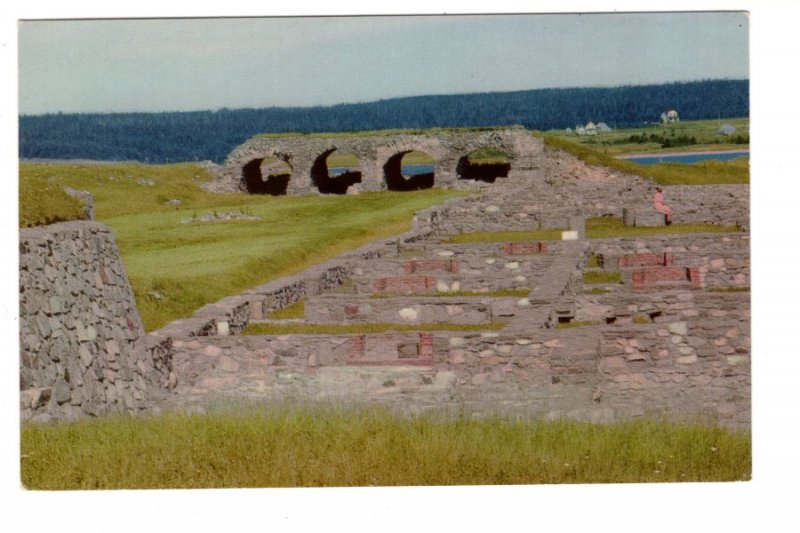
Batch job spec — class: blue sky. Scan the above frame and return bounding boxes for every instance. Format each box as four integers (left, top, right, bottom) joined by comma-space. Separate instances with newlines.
17, 12, 749, 114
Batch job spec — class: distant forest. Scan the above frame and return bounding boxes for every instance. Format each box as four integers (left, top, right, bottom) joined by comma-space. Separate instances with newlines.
19, 79, 748, 164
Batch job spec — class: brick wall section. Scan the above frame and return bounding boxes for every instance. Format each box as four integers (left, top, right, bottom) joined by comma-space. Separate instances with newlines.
503, 241, 548, 255
632, 267, 702, 291
403, 259, 459, 274
19, 221, 175, 422
592, 234, 749, 289
349, 335, 366, 360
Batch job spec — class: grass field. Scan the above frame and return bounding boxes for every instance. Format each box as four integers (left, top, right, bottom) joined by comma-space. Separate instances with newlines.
19, 162, 470, 331
20, 405, 751, 489
585, 217, 741, 238
538, 117, 749, 156
442, 218, 739, 245
541, 135, 749, 185
19, 173, 89, 227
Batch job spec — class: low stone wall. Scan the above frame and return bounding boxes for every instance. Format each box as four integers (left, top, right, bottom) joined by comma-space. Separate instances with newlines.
596, 317, 750, 427
19, 221, 175, 422
575, 289, 750, 325
167, 306, 749, 427
304, 294, 533, 324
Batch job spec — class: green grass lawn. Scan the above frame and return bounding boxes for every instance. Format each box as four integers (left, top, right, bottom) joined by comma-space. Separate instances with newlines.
583, 271, 622, 284
442, 218, 739, 246
19, 162, 470, 331
20, 405, 751, 489
443, 229, 566, 244
267, 300, 306, 320
586, 217, 740, 238
19, 174, 88, 227
540, 135, 749, 185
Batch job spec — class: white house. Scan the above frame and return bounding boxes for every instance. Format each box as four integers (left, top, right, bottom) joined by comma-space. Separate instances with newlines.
661, 110, 680, 123
718, 124, 737, 136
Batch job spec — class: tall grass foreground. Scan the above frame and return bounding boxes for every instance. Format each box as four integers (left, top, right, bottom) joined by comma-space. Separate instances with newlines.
21, 405, 751, 489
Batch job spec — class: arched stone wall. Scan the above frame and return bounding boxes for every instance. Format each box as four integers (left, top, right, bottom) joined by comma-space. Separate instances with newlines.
213, 127, 543, 195
310, 149, 363, 194
456, 146, 511, 183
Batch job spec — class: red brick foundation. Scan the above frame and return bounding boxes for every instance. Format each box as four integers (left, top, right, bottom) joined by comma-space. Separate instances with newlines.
632, 266, 702, 291
503, 241, 548, 255
347, 333, 434, 366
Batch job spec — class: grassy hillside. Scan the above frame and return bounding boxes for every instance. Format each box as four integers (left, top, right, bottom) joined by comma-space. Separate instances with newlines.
19, 162, 469, 330
539, 117, 749, 156
19, 174, 87, 227
21, 405, 750, 489
541, 135, 749, 185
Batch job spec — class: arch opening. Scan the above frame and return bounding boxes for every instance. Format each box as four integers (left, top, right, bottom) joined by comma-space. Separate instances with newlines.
311, 149, 362, 194
457, 146, 511, 183
384, 150, 435, 191
242, 157, 292, 195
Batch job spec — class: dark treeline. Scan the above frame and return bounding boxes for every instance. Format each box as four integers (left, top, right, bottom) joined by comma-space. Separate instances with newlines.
20, 79, 748, 164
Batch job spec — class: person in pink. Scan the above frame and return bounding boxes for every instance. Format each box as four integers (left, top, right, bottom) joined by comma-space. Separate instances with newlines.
653, 187, 672, 225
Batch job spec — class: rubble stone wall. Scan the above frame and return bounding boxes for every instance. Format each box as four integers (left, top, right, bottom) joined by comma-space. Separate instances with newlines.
19, 221, 174, 422
169, 298, 749, 428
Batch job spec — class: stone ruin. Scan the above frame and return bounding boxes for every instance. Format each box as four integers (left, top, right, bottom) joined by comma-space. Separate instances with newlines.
205, 127, 542, 195
19, 133, 750, 428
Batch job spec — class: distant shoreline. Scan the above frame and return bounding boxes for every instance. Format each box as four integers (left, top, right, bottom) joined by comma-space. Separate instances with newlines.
20, 158, 148, 165
616, 149, 749, 160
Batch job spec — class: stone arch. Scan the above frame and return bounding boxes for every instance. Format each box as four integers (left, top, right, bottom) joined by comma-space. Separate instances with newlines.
310, 148, 363, 194
241, 156, 292, 195
456, 146, 511, 183
383, 150, 435, 191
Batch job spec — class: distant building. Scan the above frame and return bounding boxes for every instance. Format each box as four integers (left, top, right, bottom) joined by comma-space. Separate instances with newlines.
596, 122, 612, 132
575, 125, 586, 136
565, 127, 572, 134
661, 110, 680, 123
584, 122, 597, 135
718, 124, 737, 136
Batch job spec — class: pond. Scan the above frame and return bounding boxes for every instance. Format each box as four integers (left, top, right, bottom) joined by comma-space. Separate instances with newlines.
330, 164, 435, 177
620, 150, 749, 165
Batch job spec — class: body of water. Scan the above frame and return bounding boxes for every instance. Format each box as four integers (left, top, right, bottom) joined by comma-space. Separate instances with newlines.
330, 164, 435, 176
621, 151, 749, 165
